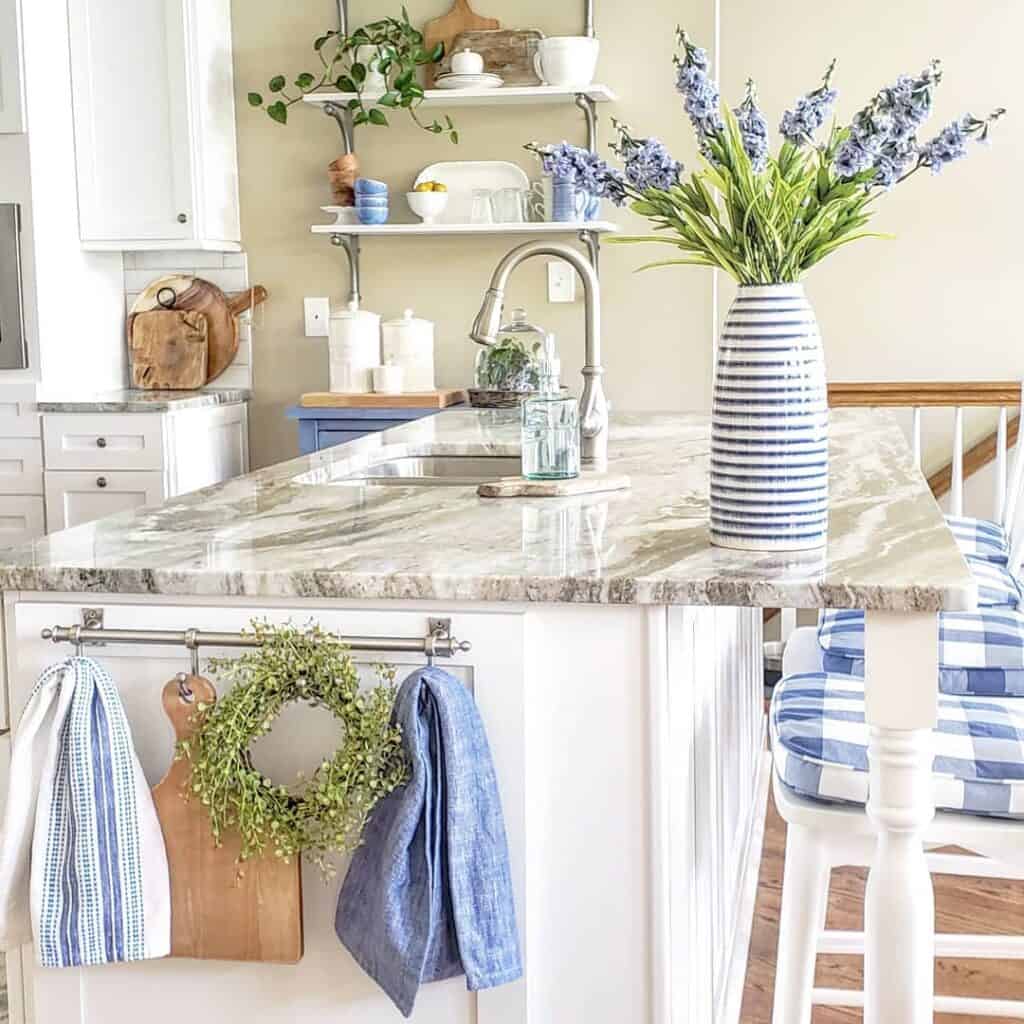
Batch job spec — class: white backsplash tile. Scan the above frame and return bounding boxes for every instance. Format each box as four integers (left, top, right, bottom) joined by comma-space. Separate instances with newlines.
132, 250, 227, 270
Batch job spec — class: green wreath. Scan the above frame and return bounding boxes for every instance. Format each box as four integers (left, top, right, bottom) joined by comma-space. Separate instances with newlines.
179, 621, 408, 875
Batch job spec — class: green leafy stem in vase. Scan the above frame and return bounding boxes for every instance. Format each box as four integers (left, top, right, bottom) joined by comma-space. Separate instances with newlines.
248, 7, 458, 142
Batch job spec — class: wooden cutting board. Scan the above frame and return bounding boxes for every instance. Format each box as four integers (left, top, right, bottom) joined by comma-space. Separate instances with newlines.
423, 0, 500, 85
128, 277, 267, 384
130, 309, 209, 390
152, 675, 303, 963
300, 389, 467, 409
444, 29, 544, 85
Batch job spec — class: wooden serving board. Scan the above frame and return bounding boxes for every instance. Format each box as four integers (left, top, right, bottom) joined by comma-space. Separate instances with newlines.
423, 0, 500, 85
152, 675, 303, 963
130, 309, 209, 390
444, 29, 544, 85
477, 473, 632, 498
300, 389, 467, 409
128, 277, 267, 384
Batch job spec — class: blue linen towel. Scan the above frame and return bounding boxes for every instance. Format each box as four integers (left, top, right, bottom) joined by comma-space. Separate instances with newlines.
335, 665, 522, 1017
0, 657, 170, 965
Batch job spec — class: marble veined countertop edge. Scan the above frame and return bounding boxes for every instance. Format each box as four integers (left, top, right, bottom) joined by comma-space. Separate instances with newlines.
36, 387, 252, 413
0, 409, 976, 611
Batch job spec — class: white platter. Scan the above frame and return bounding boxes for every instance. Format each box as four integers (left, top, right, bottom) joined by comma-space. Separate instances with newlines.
414, 161, 530, 224
435, 73, 503, 90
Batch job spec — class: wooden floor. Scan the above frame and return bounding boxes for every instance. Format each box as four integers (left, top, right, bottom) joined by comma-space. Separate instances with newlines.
741, 793, 1024, 1023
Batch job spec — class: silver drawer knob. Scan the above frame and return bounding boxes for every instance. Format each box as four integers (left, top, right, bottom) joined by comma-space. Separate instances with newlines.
96, 476, 108, 489
177, 213, 188, 224
96, 437, 107, 448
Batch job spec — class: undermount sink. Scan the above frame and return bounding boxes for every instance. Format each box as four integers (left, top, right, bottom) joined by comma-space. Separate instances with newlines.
340, 455, 521, 486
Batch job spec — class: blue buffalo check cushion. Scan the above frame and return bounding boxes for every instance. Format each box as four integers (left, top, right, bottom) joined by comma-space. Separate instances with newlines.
945, 514, 1011, 565
968, 556, 1022, 609
771, 671, 1024, 818
818, 607, 1024, 697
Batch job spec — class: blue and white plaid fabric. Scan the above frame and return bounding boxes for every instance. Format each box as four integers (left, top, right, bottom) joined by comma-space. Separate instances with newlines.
945, 514, 1010, 564
818, 607, 1024, 697
771, 671, 1024, 818
969, 556, 1022, 608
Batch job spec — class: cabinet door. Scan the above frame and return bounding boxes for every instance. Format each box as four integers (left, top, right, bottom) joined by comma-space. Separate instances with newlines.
0, 0, 24, 133
8, 601, 526, 1024
44, 470, 165, 530
69, 0, 193, 243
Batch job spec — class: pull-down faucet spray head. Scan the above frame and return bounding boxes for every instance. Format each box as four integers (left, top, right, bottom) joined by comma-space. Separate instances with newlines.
470, 288, 504, 346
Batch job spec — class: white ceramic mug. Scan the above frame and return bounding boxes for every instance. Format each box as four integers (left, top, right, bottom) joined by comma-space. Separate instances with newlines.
533, 36, 599, 88
372, 363, 404, 394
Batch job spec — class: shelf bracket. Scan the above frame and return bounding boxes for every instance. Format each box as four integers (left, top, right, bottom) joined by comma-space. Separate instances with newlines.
579, 229, 600, 274
322, 101, 355, 157
576, 92, 599, 154
330, 233, 362, 306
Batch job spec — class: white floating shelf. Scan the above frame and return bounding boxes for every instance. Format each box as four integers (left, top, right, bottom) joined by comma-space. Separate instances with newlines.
311, 220, 618, 237
304, 84, 617, 109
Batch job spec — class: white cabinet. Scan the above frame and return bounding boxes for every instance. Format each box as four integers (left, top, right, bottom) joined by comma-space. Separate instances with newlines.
43, 403, 248, 531
68, 0, 240, 251
44, 469, 164, 530
7, 600, 527, 1024
0, 0, 24, 133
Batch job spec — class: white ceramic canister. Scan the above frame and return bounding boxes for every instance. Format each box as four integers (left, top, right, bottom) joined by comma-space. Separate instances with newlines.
328, 300, 381, 394
381, 309, 435, 392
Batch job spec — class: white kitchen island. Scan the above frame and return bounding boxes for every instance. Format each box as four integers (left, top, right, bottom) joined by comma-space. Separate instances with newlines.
0, 409, 973, 1024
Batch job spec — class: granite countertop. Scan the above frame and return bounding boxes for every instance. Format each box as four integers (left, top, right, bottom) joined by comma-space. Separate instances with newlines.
36, 388, 251, 413
0, 409, 975, 610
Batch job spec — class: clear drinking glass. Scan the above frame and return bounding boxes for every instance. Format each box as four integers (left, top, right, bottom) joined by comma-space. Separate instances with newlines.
491, 187, 528, 223
470, 189, 494, 224
521, 393, 580, 480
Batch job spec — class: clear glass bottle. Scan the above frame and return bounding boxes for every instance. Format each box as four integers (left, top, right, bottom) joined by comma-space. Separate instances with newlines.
521, 333, 580, 480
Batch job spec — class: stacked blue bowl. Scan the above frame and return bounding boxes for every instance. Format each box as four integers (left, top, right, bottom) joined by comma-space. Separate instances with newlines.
355, 178, 388, 225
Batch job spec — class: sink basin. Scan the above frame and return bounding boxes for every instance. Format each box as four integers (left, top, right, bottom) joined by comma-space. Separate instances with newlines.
341, 455, 521, 486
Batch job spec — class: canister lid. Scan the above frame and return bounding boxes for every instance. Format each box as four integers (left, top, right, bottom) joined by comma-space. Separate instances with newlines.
331, 299, 380, 321
383, 308, 433, 327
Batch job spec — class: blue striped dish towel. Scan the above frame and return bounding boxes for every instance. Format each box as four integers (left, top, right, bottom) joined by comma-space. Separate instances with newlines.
0, 657, 170, 966
335, 666, 522, 1017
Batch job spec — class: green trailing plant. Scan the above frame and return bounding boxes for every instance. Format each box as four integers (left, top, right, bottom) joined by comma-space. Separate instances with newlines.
179, 621, 408, 877
248, 8, 458, 142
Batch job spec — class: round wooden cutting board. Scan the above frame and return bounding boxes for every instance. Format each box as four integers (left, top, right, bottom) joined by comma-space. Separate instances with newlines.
128, 275, 263, 383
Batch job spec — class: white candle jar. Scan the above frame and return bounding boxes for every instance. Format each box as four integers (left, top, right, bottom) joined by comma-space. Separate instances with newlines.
381, 309, 435, 393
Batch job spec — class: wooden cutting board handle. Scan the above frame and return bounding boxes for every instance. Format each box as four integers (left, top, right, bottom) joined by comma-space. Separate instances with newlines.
153, 675, 303, 963
227, 285, 268, 317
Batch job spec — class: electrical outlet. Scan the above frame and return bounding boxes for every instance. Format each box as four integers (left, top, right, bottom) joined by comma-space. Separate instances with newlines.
547, 260, 576, 303
304, 296, 330, 337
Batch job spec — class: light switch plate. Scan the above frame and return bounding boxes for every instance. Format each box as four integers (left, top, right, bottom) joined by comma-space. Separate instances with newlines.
304, 296, 330, 337
547, 260, 575, 303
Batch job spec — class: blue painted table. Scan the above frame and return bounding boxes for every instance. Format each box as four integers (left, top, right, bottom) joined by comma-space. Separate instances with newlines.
286, 404, 445, 455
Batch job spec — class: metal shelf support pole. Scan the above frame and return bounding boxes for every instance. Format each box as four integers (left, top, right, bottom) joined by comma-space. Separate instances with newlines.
584, 0, 595, 37
576, 92, 598, 155
331, 233, 362, 306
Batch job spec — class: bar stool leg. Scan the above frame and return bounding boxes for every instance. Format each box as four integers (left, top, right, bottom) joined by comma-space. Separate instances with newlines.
772, 825, 830, 1024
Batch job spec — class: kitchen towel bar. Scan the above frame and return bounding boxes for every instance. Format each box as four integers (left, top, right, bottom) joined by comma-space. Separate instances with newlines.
40, 617, 472, 662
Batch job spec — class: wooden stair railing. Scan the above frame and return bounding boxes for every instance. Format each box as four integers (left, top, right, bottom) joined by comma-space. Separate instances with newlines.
763, 381, 1024, 631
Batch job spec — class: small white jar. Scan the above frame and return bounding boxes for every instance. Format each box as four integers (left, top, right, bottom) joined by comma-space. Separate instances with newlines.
451, 48, 485, 75
328, 301, 381, 394
381, 309, 435, 393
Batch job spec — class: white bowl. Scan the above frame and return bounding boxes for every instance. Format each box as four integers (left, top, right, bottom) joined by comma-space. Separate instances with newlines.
406, 190, 449, 225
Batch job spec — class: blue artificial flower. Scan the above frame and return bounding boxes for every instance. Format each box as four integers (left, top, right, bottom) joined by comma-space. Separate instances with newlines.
780, 60, 838, 146
733, 80, 769, 172
918, 109, 1005, 174
674, 29, 725, 158
612, 124, 684, 191
834, 61, 942, 181
528, 141, 631, 206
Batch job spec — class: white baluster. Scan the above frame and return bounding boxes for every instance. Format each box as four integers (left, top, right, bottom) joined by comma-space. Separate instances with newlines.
1006, 384, 1024, 557
911, 408, 922, 469
951, 407, 964, 517
995, 407, 1008, 525
780, 607, 797, 645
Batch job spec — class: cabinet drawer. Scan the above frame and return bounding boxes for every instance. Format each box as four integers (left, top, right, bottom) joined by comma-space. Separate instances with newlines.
0, 495, 45, 548
0, 438, 43, 494
44, 413, 165, 470
45, 470, 165, 531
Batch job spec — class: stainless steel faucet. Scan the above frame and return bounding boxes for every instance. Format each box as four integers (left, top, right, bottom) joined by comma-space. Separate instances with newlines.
470, 241, 609, 470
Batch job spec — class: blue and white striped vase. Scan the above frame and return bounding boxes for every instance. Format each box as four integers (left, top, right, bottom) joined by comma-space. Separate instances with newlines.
710, 283, 829, 551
